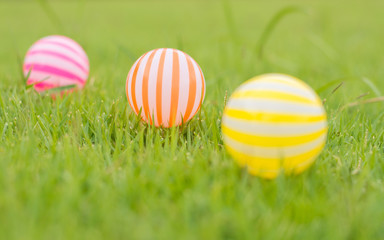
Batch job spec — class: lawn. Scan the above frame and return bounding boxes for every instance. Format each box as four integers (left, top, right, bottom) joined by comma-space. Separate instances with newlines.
1, 0, 384, 239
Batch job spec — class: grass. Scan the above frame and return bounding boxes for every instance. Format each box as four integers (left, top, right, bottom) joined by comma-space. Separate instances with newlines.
1, 0, 384, 239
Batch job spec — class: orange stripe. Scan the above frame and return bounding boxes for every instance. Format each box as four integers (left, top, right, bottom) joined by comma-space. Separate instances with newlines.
126, 69, 132, 108
169, 50, 180, 127
156, 49, 167, 126
198, 65, 205, 106
183, 53, 197, 122
126, 62, 139, 113
142, 50, 157, 125
130, 53, 148, 114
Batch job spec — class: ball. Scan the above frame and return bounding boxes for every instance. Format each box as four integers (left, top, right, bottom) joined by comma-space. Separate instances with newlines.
222, 73, 327, 179
126, 48, 205, 127
23, 35, 89, 92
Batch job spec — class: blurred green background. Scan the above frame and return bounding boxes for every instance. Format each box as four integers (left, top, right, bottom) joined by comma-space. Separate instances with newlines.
1, 0, 384, 239
1, 0, 384, 100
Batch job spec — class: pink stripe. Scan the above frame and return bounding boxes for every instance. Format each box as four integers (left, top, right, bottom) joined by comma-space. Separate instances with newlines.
24, 64, 86, 84
40, 37, 86, 57
27, 70, 85, 87
35, 83, 58, 89
27, 50, 88, 74
37, 40, 88, 63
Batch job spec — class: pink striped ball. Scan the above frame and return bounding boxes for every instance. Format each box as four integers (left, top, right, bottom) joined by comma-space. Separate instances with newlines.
126, 48, 206, 128
23, 35, 89, 92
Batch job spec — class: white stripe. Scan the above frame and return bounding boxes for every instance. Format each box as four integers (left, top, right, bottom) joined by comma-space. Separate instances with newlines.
29, 43, 88, 71
223, 133, 326, 159
42, 36, 88, 60
148, 49, 162, 126
24, 54, 87, 79
222, 115, 327, 136
250, 73, 310, 90
237, 80, 318, 102
161, 49, 174, 127
176, 50, 189, 125
226, 98, 325, 116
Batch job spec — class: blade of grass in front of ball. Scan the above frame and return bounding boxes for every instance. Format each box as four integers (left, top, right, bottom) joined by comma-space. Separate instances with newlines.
46, 84, 77, 94
16, 52, 27, 84
0, 91, 5, 121
26, 76, 51, 90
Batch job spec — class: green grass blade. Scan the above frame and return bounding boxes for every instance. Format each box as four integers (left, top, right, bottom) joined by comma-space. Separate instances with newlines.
117, 44, 138, 62
35, 0, 65, 32
222, 0, 240, 45
307, 35, 337, 61
16, 52, 28, 84
26, 76, 51, 90
362, 77, 382, 97
46, 84, 77, 94
255, 6, 305, 59
316, 79, 344, 94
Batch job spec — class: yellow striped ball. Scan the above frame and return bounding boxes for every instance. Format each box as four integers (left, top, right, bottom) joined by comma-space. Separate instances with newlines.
222, 73, 327, 179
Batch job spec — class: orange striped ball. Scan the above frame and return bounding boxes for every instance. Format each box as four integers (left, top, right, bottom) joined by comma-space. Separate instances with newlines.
126, 48, 206, 127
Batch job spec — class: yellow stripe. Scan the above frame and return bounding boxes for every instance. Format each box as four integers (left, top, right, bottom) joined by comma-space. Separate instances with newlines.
222, 125, 327, 147
225, 140, 325, 179
223, 108, 326, 123
231, 90, 318, 105
250, 142, 324, 178
225, 144, 280, 179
